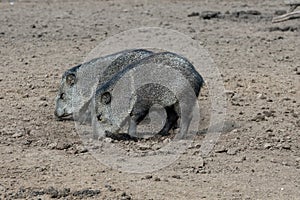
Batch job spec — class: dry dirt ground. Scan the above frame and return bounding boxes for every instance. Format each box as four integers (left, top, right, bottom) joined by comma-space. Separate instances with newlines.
0, 0, 300, 199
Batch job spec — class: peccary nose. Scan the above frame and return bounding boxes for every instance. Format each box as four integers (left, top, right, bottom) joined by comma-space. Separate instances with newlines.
54, 110, 63, 120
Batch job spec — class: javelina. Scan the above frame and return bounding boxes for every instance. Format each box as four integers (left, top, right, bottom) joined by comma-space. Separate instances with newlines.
54, 49, 153, 120
93, 52, 204, 138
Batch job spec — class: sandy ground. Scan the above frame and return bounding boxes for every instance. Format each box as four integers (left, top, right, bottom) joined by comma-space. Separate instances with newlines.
0, 0, 300, 199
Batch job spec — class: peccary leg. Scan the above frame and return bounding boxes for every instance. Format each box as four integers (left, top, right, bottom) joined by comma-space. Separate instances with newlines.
158, 105, 179, 136
128, 118, 138, 137
178, 114, 192, 139
128, 108, 149, 137
173, 102, 194, 139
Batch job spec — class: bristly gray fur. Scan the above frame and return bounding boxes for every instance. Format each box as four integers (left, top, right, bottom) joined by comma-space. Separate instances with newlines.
94, 52, 204, 138
54, 49, 153, 120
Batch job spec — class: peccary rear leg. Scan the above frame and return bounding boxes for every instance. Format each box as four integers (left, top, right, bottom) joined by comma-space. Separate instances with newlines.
177, 115, 192, 139
158, 105, 179, 136
177, 104, 195, 139
173, 102, 194, 139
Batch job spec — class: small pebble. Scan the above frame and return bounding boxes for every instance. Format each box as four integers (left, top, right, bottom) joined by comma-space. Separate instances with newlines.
171, 175, 181, 179
215, 146, 227, 153
144, 175, 152, 179
103, 138, 112, 143
48, 142, 57, 149
138, 144, 151, 151
264, 143, 272, 149
227, 147, 239, 155
282, 144, 291, 150
163, 138, 171, 144
12, 132, 23, 138
187, 12, 199, 17
234, 156, 246, 163
257, 93, 266, 100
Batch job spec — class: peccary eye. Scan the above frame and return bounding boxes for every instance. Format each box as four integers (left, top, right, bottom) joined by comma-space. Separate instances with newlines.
101, 92, 111, 105
66, 74, 76, 86
60, 93, 65, 99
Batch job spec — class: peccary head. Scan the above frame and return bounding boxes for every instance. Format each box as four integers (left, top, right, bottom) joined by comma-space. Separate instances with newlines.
54, 65, 81, 119
93, 68, 134, 134
54, 49, 153, 121
94, 88, 122, 134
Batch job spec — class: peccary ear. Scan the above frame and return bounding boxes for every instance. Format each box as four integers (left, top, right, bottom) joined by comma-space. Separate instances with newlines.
66, 73, 76, 86
101, 92, 111, 105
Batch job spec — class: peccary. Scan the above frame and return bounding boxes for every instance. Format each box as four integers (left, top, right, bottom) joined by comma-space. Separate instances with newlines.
54, 49, 153, 120
93, 52, 204, 138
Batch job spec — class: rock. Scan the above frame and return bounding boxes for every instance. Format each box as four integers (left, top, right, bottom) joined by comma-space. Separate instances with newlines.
40, 96, 47, 101
234, 156, 246, 163
274, 10, 286, 15
245, 10, 261, 15
266, 26, 299, 32
22, 118, 30, 122
187, 12, 199, 17
257, 93, 266, 100
104, 184, 116, 192
200, 11, 222, 19
296, 120, 300, 127
230, 10, 261, 18
295, 66, 300, 75
75, 146, 88, 154
198, 157, 205, 167
215, 146, 227, 153
171, 175, 181, 179
236, 83, 243, 87
264, 143, 272, 149
120, 192, 131, 200
39, 102, 48, 107
227, 147, 239, 155
163, 138, 171, 144
12, 132, 23, 138
263, 110, 275, 118
103, 137, 112, 143
30, 189, 45, 196
144, 175, 152, 179
225, 90, 235, 97
22, 94, 29, 98
60, 188, 71, 198
22, 140, 32, 146
72, 189, 100, 198
231, 94, 243, 102
282, 144, 291, 150
45, 187, 59, 198
48, 142, 57, 149
138, 144, 151, 151
252, 113, 266, 122
56, 142, 72, 150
